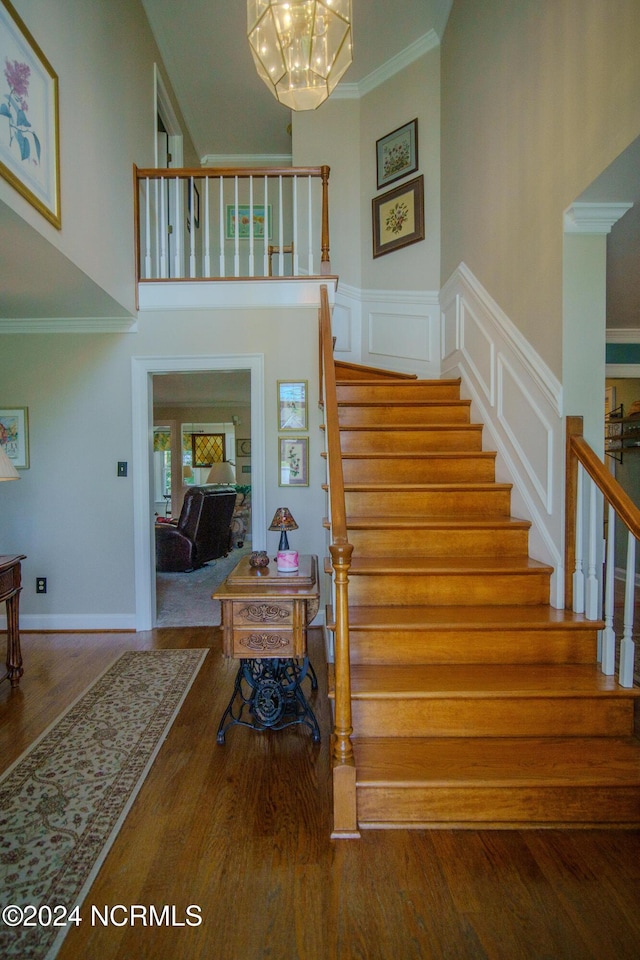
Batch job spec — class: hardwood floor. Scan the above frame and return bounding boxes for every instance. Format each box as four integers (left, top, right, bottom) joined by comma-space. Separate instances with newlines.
1, 628, 640, 960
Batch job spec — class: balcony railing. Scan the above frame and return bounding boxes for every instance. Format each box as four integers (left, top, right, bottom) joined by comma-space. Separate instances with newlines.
134, 165, 331, 283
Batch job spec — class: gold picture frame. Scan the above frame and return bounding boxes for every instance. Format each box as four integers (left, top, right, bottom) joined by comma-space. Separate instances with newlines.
372, 175, 424, 259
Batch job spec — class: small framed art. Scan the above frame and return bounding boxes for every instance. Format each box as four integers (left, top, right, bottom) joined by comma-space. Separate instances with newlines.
372, 175, 424, 259
0, 406, 29, 468
0, 0, 61, 228
279, 436, 309, 487
225, 204, 272, 240
278, 380, 308, 431
376, 118, 418, 189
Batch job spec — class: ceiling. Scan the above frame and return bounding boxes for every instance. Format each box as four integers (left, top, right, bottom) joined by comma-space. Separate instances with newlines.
153, 369, 252, 408
141, 0, 451, 159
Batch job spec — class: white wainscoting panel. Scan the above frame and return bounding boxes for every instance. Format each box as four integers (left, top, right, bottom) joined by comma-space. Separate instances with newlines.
441, 263, 564, 607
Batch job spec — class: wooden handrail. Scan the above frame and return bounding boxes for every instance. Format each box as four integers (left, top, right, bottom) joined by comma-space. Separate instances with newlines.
135, 165, 329, 180
565, 416, 640, 609
319, 284, 358, 838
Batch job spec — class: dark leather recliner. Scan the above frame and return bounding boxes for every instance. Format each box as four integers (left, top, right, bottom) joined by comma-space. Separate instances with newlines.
155, 486, 237, 572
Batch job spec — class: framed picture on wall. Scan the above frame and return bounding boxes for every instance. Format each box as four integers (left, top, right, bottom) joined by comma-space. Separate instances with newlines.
278, 380, 308, 431
279, 436, 309, 486
372, 175, 425, 259
376, 118, 418, 189
0, 406, 29, 468
0, 0, 61, 228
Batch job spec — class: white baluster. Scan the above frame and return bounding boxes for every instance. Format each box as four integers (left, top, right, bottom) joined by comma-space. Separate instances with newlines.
263, 176, 269, 277
144, 177, 152, 278
153, 178, 160, 278
159, 176, 167, 278
292, 175, 299, 276
233, 176, 240, 277
173, 178, 182, 278
189, 177, 196, 278
219, 176, 225, 278
601, 503, 616, 674
248, 176, 255, 277
573, 465, 585, 614
585, 478, 600, 620
307, 176, 314, 275
619, 533, 636, 687
204, 176, 211, 278
277, 176, 284, 276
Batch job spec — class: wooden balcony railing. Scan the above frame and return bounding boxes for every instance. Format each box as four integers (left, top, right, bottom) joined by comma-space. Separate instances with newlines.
319, 284, 358, 838
133, 165, 331, 283
565, 416, 639, 686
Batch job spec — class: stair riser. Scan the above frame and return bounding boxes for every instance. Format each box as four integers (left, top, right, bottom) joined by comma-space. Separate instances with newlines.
346, 527, 529, 557
351, 698, 633, 739
356, 786, 640, 827
347, 573, 551, 606
338, 405, 470, 426
337, 384, 461, 402
343, 629, 599, 665
339, 429, 483, 454
344, 489, 512, 516
341, 458, 496, 483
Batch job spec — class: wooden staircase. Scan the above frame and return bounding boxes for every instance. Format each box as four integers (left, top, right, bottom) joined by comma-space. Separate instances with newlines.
325, 362, 640, 829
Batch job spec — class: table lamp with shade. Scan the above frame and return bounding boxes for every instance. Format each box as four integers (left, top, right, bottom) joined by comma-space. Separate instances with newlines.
269, 507, 298, 551
206, 461, 236, 488
0, 446, 19, 482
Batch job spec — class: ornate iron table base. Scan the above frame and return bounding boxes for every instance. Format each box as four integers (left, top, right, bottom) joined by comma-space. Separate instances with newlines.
217, 657, 320, 744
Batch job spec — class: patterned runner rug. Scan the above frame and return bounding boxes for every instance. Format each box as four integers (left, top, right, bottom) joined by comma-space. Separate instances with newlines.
0, 648, 208, 960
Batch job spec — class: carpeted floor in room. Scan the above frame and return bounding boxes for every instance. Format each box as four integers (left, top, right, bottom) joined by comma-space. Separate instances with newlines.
155, 544, 251, 626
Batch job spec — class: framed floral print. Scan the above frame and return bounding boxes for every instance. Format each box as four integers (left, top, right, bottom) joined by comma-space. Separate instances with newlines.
278, 380, 308, 431
0, 406, 29, 468
279, 436, 308, 487
0, 0, 61, 228
376, 118, 418, 189
372, 175, 424, 259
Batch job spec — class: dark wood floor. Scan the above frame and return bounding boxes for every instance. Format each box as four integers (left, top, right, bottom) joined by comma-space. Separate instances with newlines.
1, 627, 639, 960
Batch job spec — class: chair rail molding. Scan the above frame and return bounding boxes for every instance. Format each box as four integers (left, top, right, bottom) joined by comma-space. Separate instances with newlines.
441, 262, 564, 607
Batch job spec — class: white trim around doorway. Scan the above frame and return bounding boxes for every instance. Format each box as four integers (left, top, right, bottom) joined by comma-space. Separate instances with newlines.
132, 353, 265, 631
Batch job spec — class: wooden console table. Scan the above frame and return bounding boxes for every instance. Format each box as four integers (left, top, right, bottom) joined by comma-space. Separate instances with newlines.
214, 554, 320, 742
0, 555, 26, 687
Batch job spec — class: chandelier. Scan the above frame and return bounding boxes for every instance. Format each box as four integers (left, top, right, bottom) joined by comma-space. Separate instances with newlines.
247, 0, 353, 111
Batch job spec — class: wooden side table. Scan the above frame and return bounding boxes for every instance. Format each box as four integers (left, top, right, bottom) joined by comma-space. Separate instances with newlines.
214, 554, 320, 742
0, 555, 26, 687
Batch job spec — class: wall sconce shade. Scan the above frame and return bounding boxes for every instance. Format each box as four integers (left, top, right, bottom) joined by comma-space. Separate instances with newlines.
269, 506, 298, 550
0, 446, 19, 481
206, 461, 236, 485
247, 0, 353, 111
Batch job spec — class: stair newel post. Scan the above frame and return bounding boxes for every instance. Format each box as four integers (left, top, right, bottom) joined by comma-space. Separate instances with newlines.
330, 539, 360, 838
320, 165, 331, 275
565, 416, 583, 611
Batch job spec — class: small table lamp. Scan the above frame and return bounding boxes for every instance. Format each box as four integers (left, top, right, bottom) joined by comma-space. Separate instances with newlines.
206, 461, 236, 487
0, 446, 19, 482
269, 507, 298, 551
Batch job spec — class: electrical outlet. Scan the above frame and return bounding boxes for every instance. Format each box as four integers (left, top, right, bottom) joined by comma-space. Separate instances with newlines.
36, 577, 47, 594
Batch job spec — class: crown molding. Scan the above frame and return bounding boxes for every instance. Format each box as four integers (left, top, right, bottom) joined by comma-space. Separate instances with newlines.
333, 30, 440, 100
564, 202, 634, 234
606, 328, 640, 343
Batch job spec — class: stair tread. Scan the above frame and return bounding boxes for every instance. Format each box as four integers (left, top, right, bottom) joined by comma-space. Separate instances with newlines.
326, 603, 600, 630
341, 481, 512, 492
336, 451, 497, 460
338, 423, 482, 432
337, 400, 471, 408
345, 664, 638, 698
353, 737, 640, 786
337, 556, 554, 575
326, 516, 531, 530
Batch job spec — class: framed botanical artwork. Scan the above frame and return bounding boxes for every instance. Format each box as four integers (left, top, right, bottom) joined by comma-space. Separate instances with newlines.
376, 118, 418, 189
0, 406, 29, 468
372, 175, 425, 259
0, 0, 61, 228
278, 380, 308, 431
225, 204, 272, 240
279, 436, 309, 487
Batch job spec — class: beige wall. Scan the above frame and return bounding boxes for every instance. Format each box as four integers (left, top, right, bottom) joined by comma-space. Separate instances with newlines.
441, 0, 640, 377
1, 0, 194, 317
